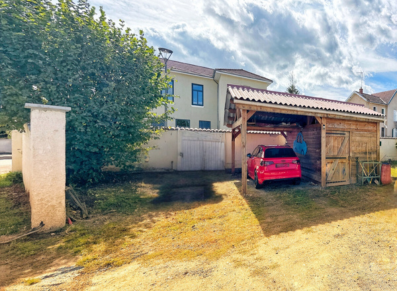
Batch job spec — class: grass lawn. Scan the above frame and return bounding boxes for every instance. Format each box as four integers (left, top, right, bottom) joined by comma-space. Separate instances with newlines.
1, 172, 397, 290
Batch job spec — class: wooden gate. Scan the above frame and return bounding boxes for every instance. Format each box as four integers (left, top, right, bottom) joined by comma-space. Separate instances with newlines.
325, 131, 350, 186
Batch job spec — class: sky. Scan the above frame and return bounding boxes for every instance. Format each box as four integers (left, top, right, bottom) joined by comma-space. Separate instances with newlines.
87, 0, 397, 101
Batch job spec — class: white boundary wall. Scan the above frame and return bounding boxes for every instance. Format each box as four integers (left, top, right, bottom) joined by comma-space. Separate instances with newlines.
380, 138, 397, 161
140, 128, 286, 171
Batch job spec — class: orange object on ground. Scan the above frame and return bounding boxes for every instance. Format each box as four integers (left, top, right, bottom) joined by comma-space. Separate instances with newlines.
67, 217, 73, 225
381, 163, 391, 185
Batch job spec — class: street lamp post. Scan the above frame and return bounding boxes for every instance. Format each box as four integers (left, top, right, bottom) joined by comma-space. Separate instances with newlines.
159, 48, 173, 127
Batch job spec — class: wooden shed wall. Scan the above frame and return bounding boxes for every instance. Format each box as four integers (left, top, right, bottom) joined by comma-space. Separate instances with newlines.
286, 123, 322, 182
327, 119, 378, 184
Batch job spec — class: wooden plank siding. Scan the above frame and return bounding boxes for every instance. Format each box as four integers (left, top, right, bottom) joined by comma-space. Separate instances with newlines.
284, 118, 379, 186
286, 123, 322, 183
327, 118, 378, 184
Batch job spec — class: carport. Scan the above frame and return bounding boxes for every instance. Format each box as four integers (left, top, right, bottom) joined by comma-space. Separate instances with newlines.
224, 85, 384, 194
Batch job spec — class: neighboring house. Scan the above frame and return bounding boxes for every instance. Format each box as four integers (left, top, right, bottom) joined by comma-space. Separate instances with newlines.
155, 59, 273, 129
346, 88, 390, 137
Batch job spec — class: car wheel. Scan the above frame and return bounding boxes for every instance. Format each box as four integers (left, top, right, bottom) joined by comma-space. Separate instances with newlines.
254, 172, 263, 189
293, 178, 301, 185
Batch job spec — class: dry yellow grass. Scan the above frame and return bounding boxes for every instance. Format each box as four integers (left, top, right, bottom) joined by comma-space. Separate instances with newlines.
3, 172, 397, 290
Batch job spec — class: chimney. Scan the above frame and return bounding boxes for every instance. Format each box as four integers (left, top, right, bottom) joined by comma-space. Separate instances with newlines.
359, 88, 363, 94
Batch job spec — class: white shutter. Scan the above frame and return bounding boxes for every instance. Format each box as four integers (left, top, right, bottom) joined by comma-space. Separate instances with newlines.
394, 110, 397, 122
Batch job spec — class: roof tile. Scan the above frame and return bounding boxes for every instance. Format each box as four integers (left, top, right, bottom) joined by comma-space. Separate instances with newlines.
372, 89, 397, 104
161, 59, 273, 83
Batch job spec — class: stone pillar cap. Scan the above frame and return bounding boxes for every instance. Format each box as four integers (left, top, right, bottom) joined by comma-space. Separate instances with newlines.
25, 103, 71, 112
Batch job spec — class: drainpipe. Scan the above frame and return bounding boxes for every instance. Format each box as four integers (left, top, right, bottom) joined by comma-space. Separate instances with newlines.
213, 78, 219, 129
213, 70, 219, 129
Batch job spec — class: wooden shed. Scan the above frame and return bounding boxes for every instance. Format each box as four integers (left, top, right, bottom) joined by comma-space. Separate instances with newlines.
224, 85, 384, 194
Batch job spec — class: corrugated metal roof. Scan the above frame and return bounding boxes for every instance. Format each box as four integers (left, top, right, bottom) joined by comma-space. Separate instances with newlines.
228, 85, 382, 117
155, 127, 281, 134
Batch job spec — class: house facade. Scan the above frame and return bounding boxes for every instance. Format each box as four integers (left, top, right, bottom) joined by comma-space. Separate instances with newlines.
346, 88, 397, 137
156, 60, 273, 129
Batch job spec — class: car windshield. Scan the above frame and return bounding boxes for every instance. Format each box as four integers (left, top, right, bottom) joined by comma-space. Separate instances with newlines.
265, 148, 296, 158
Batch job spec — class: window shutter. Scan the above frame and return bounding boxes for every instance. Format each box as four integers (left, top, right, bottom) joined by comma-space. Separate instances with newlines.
394, 110, 397, 122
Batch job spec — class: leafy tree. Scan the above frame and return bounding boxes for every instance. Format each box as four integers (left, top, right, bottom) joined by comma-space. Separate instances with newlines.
286, 72, 300, 95
0, 0, 173, 184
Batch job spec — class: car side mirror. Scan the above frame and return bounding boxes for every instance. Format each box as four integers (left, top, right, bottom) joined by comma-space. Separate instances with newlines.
247, 153, 252, 158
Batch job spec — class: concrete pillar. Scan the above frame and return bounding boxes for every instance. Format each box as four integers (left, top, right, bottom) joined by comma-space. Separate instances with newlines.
24, 103, 71, 230
11, 130, 23, 172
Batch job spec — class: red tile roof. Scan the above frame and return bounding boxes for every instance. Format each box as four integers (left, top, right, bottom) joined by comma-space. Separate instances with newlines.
165, 60, 214, 78
162, 59, 273, 83
372, 89, 397, 104
355, 91, 386, 105
228, 85, 382, 117
215, 69, 272, 83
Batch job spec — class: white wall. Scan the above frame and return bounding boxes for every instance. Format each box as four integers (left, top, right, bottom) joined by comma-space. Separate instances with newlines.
217, 74, 271, 129
224, 132, 286, 169
380, 138, 397, 161
140, 129, 285, 171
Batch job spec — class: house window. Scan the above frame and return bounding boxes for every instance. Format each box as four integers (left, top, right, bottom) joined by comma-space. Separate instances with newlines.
393, 128, 397, 137
381, 127, 385, 137
373, 106, 377, 112
161, 80, 174, 102
176, 119, 190, 128
199, 121, 211, 129
192, 84, 203, 106
382, 108, 385, 115
151, 121, 165, 128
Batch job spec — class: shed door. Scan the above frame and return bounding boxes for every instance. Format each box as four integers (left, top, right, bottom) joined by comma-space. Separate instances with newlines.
180, 137, 225, 171
326, 131, 350, 186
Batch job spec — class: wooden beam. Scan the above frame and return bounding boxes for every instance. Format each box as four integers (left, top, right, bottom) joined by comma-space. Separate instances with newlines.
376, 122, 380, 161
232, 135, 236, 175
233, 110, 256, 129
232, 117, 242, 129
247, 126, 300, 132
241, 109, 248, 195
247, 110, 256, 120
280, 131, 287, 140
314, 116, 321, 124
321, 117, 327, 187
234, 103, 384, 123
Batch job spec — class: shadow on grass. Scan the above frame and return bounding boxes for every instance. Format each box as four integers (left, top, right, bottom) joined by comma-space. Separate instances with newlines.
235, 177, 397, 237
0, 171, 225, 287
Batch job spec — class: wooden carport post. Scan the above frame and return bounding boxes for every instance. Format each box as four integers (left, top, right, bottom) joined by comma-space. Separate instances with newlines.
321, 117, 327, 187
241, 109, 247, 195
231, 134, 236, 175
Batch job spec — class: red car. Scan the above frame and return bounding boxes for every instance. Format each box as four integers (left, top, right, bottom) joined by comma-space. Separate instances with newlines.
247, 145, 301, 188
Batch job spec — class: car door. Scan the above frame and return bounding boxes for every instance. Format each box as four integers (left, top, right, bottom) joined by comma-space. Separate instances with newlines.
254, 147, 264, 172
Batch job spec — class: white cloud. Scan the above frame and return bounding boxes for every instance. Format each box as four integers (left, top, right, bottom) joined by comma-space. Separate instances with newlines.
89, 0, 397, 99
